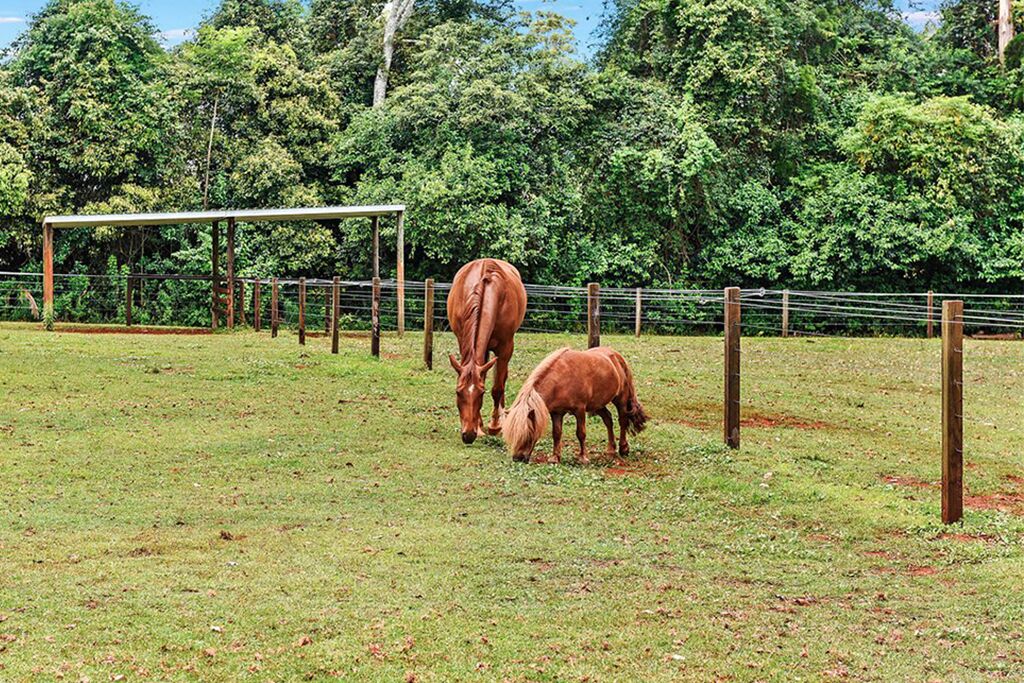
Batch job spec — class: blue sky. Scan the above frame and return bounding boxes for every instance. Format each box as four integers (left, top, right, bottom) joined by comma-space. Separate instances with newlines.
1, 0, 942, 59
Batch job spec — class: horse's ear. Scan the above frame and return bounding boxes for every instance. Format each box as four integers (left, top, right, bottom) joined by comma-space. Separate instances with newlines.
449, 354, 461, 373
480, 357, 498, 374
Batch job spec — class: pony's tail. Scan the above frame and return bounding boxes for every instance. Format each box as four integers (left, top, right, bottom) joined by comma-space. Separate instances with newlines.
619, 358, 648, 436
503, 386, 549, 459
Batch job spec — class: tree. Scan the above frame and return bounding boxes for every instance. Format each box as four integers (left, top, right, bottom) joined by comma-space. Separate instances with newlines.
373, 0, 417, 106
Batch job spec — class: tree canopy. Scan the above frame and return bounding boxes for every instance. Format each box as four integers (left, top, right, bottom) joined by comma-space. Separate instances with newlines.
0, 0, 1021, 294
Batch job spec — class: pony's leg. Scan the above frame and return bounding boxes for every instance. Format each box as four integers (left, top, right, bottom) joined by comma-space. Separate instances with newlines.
615, 403, 630, 457
551, 412, 564, 464
574, 410, 589, 465
486, 348, 511, 435
596, 407, 616, 457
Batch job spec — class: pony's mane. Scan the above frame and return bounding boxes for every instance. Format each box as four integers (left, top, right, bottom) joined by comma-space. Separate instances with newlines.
516, 347, 571, 397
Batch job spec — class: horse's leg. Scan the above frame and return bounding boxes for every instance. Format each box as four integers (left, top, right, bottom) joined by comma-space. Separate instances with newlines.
596, 407, 616, 457
574, 410, 589, 465
615, 402, 630, 457
486, 346, 511, 435
551, 412, 564, 464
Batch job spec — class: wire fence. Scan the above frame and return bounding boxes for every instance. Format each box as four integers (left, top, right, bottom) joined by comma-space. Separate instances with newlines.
2, 271, 1023, 337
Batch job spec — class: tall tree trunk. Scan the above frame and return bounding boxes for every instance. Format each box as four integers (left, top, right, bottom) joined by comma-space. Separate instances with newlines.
373, 0, 415, 107
203, 92, 220, 210
998, 0, 1014, 65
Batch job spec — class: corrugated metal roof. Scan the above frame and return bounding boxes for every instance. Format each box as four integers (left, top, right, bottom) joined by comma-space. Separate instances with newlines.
43, 205, 405, 228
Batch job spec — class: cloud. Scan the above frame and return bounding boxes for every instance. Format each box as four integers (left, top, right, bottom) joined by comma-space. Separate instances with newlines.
902, 10, 939, 27
0, 17, 25, 23
153, 27, 193, 44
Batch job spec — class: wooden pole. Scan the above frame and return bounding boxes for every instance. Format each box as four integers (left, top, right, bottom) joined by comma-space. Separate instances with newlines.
927, 290, 934, 339
42, 222, 54, 329
125, 276, 133, 327
271, 278, 279, 338
371, 216, 380, 279
423, 278, 434, 369
371, 277, 381, 358
253, 280, 261, 332
587, 282, 600, 348
238, 279, 246, 327
396, 211, 405, 336
634, 287, 642, 338
331, 276, 340, 355
226, 217, 235, 330
724, 287, 741, 449
782, 290, 789, 338
298, 277, 306, 345
211, 221, 219, 330
942, 300, 964, 524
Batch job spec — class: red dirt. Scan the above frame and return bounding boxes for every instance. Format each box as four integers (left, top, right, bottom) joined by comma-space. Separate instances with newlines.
1006, 474, 1024, 486
56, 325, 211, 335
908, 565, 938, 576
937, 532, 995, 543
881, 475, 936, 489
741, 412, 832, 430
670, 407, 832, 431
963, 492, 1024, 515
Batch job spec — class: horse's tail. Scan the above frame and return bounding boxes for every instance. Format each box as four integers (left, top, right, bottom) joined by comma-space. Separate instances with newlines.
503, 386, 549, 458
617, 354, 648, 436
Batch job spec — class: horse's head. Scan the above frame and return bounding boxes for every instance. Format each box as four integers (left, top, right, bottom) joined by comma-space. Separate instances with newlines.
449, 354, 497, 444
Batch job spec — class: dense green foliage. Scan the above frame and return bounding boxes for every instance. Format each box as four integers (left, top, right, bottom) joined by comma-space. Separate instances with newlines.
0, 0, 1021, 293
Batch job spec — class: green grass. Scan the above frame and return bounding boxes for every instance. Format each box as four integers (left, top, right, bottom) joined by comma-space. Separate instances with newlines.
1, 323, 1022, 681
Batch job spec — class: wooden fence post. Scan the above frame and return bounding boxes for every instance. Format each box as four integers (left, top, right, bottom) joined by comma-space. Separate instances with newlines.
238, 279, 246, 326
125, 275, 133, 327
942, 300, 964, 524
226, 217, 235, 330
927, 290, 935, 339
587, 282, 600, 348
635, 287, 642, 338
331, 276, 340, 355
253, 280, 261, 332
724, 287, 741, 449
424, 278, 435, 369
371, 277, 381, 358
782, 290, 789, 338
396, 210, 405, 336
271, 278, 279, 338
298, 277, 306, 346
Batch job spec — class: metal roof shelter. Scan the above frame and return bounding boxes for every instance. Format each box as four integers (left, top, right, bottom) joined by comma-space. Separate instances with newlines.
41, 205, 406, 331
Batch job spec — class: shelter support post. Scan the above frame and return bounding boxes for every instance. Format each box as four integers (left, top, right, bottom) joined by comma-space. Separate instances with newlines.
43, 222, 54, 329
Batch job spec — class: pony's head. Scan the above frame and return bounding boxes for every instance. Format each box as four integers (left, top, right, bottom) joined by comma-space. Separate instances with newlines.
449, 353, 497, 444
502, 387, 549, 462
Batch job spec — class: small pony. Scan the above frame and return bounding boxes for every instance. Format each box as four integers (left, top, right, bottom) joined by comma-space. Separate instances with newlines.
503, 347, 648, 464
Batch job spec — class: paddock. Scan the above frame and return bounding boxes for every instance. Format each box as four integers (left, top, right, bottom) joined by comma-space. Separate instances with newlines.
0, 324, 1022, 680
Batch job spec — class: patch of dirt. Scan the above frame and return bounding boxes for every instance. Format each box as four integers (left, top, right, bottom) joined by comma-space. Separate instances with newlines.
881, 475, 936, 489
964, 492, 1024, 515
527, 558, 555, 571
936, 532, 995, 544
601, 459, 665, 478
907, 565, 938, 576
57, 325, 211, 335
741, 412, 833, 430
1006, 474, 1024, 486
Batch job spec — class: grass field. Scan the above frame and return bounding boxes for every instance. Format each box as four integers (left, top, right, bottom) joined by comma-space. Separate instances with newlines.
1, 322, 1022, 681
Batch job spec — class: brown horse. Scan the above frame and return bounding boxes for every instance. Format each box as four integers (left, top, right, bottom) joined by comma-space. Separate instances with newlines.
447, 258, 527, 444
503, 347, 648, 464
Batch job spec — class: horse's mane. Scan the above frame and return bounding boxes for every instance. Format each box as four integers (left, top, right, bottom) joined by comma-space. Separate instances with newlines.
459, 261, 500, 360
